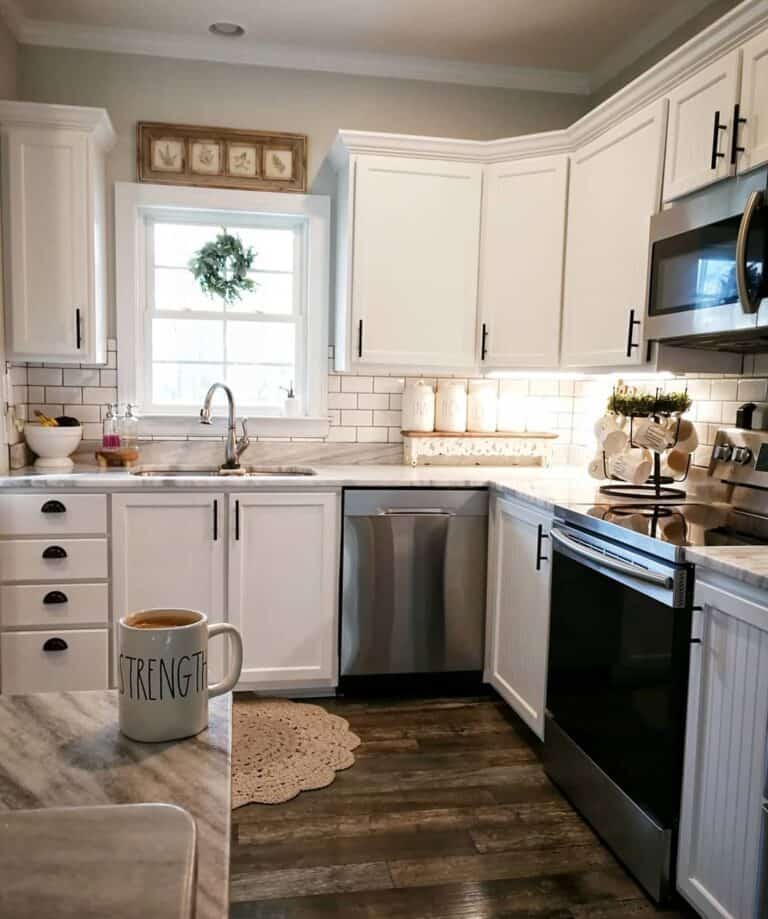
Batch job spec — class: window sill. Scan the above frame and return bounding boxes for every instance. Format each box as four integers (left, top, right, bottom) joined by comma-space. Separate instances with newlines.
137, 414, 330, 439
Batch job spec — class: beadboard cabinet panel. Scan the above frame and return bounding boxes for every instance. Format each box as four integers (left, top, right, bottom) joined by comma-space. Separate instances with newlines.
479, 156, 568, 369
677, 579, 768, 919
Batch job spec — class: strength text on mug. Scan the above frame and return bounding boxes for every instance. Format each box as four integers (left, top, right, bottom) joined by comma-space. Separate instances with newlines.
118, 650, 208, 701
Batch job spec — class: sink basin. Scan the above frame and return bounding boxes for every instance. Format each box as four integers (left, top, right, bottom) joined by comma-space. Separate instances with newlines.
131, 465, 316, 477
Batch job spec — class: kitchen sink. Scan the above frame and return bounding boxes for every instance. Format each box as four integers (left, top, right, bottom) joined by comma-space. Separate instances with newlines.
131, 465, 317, 477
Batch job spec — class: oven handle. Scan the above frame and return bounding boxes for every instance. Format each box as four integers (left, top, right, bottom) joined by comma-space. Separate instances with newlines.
736, 189, 764, 315
551, 527, 673, 590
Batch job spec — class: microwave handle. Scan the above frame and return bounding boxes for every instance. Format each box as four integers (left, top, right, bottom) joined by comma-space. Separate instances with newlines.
736, 189, 764, 315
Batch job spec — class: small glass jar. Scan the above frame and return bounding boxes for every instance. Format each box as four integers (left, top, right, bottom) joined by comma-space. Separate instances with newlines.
120, 403, 139, 449
102, 404, 121, 450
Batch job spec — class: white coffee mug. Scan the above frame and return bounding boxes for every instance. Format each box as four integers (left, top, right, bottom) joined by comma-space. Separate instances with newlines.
118, 608, 243, 743
610, 450, 652, 485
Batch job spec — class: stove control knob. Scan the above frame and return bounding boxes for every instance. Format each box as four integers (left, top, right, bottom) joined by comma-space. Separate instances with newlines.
713, 443, 733, 461
732, 446, 753, 465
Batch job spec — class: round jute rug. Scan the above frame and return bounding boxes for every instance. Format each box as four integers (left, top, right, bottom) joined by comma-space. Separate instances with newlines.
231, 698, 361, 807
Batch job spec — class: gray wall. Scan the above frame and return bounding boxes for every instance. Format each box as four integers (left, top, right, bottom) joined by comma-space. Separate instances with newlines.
0, 15, 16, 100
17, 46, 589, 184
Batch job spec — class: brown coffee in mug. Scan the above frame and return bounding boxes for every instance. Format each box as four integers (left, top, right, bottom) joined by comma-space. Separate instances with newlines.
128, 613, 200, 629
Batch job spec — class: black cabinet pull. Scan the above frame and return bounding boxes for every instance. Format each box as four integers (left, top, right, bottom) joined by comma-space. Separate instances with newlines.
710, 110, 727, 169
235, 500, 240, 541
42, 637, 68, 652
213, 499, 218, 541
730, 102, 746, 164
43, 590, 68, 605
357, 319, 363, 358
42, 545, 67, 560
75, 308, 82, 350
41, 499, 66, 514
536, 524, 549, 571
481, 323, 488, 361
625, 309, 641, 358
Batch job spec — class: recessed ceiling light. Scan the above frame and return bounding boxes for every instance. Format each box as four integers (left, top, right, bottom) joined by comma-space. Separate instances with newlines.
209, 22, 245, 37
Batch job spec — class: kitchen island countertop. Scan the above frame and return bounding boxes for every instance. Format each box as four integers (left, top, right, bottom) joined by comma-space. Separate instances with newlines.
0, 691, 231, 919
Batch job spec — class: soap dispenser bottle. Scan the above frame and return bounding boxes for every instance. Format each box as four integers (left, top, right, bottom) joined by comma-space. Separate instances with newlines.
102, 404, 120, 450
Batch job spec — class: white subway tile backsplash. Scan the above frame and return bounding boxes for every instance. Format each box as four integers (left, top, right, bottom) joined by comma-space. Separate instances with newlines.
388, 428, 404, 443
710, 380, 738, 401
45, 387, 82, 404
341, 409, 373, 426
68, 404, 101, 423
737, 378, 768, 402
327, 426, 357, 443
83, 387, 117, 404
9, 366, 27, 386
28, 368, 62, 386
373, 377, 405, 394
341, 375, 373, 393
357, 427, 388, 443
389, 394, 403, 410
100, 370, 117, 387
697, 401, 723, 423
328, 375, 341, 393
63, 368, 100, 387
373, 410, 402, 427
328, 392, 357, 410
357, 393, 389, 410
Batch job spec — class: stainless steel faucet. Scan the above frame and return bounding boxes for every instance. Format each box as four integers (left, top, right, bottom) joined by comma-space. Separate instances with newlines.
200, 383, 250, 469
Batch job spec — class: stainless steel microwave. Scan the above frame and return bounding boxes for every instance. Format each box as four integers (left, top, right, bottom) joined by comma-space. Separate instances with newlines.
645, 168, 767, 351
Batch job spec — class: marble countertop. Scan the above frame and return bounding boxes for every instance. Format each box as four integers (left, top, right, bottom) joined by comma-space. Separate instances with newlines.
682, 547, 768, 591
0, 691, 231, 919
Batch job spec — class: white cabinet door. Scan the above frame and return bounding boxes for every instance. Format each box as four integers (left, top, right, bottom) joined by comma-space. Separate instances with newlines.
228, 492, 339, 690
561, 100, 667, 369
677, 579, 768, 919
478, 156, 568, 369
737, 31, 768, 174
663, 52, 740, 202
111, 494, 225, 682
484, 496, 552, 739
3, 127, 90, 361
351, 155, 482, 369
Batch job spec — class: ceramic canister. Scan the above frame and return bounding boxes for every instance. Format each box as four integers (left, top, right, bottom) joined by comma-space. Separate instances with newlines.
401, 380, 435, 432
467, 380, 498, 433
435, 380, 468, 433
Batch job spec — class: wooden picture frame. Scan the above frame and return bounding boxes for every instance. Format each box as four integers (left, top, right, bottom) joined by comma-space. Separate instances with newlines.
137, 122, 307, 193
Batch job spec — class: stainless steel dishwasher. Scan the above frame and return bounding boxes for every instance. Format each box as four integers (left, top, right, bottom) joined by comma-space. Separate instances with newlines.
340, 489, 488, 678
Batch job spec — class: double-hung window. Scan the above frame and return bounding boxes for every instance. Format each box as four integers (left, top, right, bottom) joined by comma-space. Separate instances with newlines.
116, 184, 329, 436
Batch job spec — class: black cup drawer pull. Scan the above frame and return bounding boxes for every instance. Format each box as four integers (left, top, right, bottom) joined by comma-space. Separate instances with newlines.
43, 590, 68, 605
42, 637, 68, 652
41, 500, 66, 514
42, 546, 67, 560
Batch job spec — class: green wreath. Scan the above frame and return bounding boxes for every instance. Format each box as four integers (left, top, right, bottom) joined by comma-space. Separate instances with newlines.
188, 229, 256, 304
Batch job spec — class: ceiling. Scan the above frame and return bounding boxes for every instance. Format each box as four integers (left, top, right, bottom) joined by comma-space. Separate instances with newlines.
0, 0, 741, 94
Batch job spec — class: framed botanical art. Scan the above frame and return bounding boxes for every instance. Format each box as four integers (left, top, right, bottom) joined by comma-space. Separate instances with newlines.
137, 122, 307, 192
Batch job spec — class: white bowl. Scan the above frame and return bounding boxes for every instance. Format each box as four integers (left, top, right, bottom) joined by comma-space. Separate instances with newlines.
24, 423, 83, 471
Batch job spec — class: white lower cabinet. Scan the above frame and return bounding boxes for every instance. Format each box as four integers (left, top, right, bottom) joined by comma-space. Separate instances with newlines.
484, 495, 552, 739
111, 493, 225, 683
228, 493, 339, 691
1, 629, 109, 693
677, 577, 768, 919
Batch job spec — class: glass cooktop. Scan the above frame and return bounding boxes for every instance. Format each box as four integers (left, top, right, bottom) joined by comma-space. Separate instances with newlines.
582, 503, 768, 549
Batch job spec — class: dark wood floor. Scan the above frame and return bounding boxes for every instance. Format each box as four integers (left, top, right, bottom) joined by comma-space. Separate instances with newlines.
230, 695, 697, 918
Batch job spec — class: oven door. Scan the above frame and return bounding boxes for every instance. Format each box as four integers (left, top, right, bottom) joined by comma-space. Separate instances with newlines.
547, 523, 692, 831
646, 170, 767, 343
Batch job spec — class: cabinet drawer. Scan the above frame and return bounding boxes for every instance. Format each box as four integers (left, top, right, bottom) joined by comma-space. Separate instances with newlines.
1, 583, 108, 628
1, 628, 109, 693
0, 495, 106, 536
0, 539, 108, 582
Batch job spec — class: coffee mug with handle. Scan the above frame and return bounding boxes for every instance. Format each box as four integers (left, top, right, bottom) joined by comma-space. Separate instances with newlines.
118, 608, 243, 743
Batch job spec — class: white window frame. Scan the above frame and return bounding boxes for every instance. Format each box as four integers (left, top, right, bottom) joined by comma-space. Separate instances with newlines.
115, 182, 330, 438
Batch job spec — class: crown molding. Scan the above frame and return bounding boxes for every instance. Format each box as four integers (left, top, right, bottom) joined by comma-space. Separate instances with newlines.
0, 99, 116, 149
327, 0, 768, 170
12, 17, 591, 95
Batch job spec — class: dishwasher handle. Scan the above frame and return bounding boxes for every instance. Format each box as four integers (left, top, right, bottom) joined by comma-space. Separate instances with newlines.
377, 508, 456, 516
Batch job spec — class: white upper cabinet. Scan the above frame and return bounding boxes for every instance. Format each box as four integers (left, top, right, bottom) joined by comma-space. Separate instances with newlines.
478, 156, 568, 369
228, 492, 339, 691
677, 577, 768, 919
339, 152, 482, 370
485, 496, 552, 739
561, 101, 667, 369
663, 52, 740, 202
736, 30, 768, 174
0, 102, 114, 364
